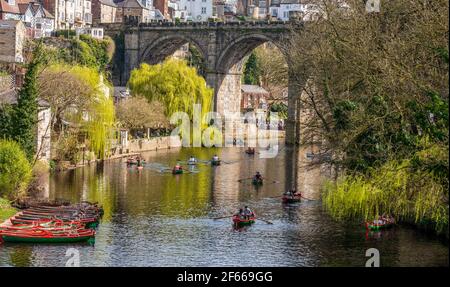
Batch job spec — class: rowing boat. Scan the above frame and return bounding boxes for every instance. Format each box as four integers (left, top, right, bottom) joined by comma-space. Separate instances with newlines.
211, 160, 221, 166
0, 228, 95, 243
172, 169, 183, 174
245, 149, 255, 155
11, 216, 99, 228
365, 218, 395, 231
232, 214, 256, 227
252, 178, 263, 185
282, 194, 301, 203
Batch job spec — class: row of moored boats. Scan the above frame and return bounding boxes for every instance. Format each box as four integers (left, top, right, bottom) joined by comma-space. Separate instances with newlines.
0, 202, 103, 244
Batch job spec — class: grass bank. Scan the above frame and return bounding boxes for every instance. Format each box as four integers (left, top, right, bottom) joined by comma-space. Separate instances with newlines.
322, 159, 449, 238
0, 197, 18, 222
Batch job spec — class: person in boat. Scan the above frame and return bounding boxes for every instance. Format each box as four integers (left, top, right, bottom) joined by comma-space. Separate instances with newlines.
174, 164, 183, 171
243, 206, 253, 219
246, 147, 255, 153
235, 208, 244, 219
189, 156, 197, 163
212, 155, 219, 162
254, 172, 262, 181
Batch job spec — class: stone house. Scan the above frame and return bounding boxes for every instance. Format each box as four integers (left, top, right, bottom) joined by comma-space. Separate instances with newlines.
240, 84, 269, 112
0, 0, 21, 20
115, 0, 150, 23
0, 19, 26, 63
92, 0, 116, 23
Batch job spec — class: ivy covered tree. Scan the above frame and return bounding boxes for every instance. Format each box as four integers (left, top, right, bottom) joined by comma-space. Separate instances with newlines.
242, 52, 260, 85
12, 42, 45, 161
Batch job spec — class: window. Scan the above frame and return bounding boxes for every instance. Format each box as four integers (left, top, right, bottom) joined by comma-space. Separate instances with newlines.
201, 7, 206, 14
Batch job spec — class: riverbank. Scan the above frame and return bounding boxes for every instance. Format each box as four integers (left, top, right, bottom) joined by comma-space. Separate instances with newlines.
0, 198, 17, 222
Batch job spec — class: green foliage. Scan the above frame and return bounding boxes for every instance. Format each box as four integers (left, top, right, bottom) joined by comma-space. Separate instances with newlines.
40, 35, 114, 72
128, 58, 213, 124
0, 104, 14, 138
54, 30, 76, 38
242, 52, 260, 85
11, 43, 45, 161
64, 65, 115, 160
0, 140, 32, 199
187, 45, 206, 77
269, 102, 288, 119
0, 197, 18, 222
323, 153, 449, 235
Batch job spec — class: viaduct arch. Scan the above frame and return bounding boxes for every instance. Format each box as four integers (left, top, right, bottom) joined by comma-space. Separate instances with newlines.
103, 21, 304, 144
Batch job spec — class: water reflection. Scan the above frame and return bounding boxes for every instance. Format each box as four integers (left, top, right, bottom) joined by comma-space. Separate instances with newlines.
0, 146, 447, 267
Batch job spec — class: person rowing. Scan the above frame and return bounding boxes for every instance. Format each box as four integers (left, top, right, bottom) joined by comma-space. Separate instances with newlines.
235, 208, 245, 219
188, 156, 197, 164
212, 154, 219, 162
246, 147, 255, 154
243, 206, 253, 219
174, 164, 183, 171
284, 189, 300, 199
254, 172, 262, 180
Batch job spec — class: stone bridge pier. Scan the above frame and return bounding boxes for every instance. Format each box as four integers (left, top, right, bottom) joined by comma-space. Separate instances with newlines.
104, 21, 304, 144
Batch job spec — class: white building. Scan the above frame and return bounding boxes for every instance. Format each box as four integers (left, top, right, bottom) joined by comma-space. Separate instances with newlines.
270, 0, 320, 21
40, 0, 92, 30
19, 1, 55, 37
177, 0, 212, 21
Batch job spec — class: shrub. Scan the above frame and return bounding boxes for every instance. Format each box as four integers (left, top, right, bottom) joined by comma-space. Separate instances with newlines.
0, 140, 32, 199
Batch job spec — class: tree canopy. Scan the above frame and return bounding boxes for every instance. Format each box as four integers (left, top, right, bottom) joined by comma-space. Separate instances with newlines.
127, 58, 213, 123
116, 97, 169, 130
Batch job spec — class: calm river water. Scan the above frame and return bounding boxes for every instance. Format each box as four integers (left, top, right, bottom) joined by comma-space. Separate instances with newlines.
0, 146, 448, 267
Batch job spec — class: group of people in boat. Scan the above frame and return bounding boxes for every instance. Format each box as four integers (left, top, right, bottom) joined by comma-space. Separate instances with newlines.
235, 206, 254, 219
127, 156, 145, 167
283, 189, 301, 199
371, 214, 395, 225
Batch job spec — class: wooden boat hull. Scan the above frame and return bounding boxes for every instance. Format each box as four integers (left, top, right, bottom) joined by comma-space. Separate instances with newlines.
366, 223, 394, 231
245, 150, 255, 155
172, 169, 183, 174
252, 178, 263, 185
1, 234, 94, 243
282, 196, 301, 203
211, 160, 221, 166
232, 215, 256, 227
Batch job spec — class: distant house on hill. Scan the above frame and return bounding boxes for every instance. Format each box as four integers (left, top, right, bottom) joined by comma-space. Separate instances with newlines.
0, 19, 26, 63
241, 84, 269, 112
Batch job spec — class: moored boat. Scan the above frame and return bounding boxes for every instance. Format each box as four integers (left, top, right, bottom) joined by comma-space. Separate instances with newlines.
0, 228, 95, 243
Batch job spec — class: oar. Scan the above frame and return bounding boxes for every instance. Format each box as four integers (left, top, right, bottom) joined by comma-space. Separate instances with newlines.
212, 215, 234, 220
258, 218, 273, 225
238, 177, 253, 182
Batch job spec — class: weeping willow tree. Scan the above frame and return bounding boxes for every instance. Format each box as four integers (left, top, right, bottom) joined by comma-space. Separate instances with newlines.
127, 59, 214, 139
40, 64, 115, 160
70, 66, 115, 159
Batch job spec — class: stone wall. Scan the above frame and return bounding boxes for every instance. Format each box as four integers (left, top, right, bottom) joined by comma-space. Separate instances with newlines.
113, 135, 182, 155
0, 20, 26, 63
0, 74, 14, 91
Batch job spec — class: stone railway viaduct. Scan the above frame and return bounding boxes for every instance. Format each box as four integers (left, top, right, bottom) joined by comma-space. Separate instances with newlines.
102, 20, 304, 144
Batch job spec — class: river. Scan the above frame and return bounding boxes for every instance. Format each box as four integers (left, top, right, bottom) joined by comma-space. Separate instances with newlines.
0, 146, 448, 267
